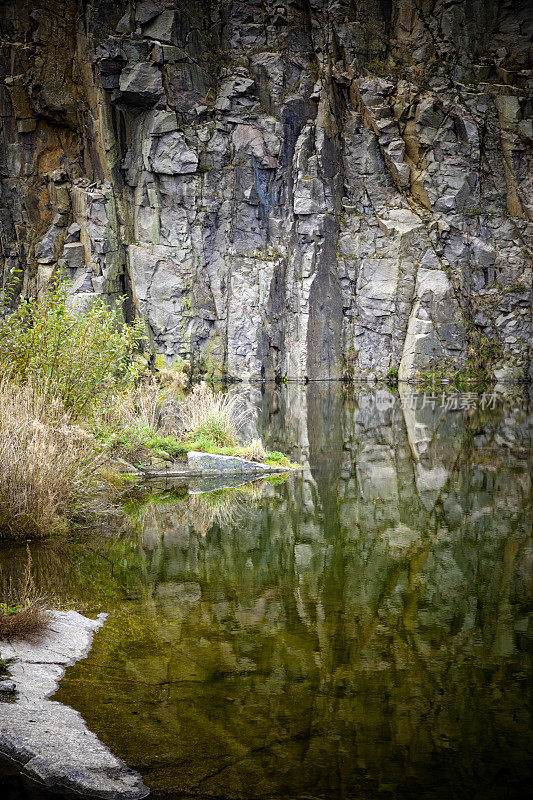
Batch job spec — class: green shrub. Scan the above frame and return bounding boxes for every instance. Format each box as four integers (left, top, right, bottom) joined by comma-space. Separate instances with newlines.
0, 279, 146, 419
386, 367, 399, 386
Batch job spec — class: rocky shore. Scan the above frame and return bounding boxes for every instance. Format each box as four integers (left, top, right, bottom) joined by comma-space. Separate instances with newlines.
0, 610, 148, 799
139, 449, 299, 478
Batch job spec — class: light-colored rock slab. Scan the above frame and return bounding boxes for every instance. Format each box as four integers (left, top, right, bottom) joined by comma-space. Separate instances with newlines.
141, 451, 298, 479
0, 610, 148, 799
186, 450, 290, 475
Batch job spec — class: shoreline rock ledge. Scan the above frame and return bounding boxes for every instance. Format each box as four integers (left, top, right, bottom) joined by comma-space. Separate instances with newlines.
0, 610, 149, 799
141, 449, 299, 478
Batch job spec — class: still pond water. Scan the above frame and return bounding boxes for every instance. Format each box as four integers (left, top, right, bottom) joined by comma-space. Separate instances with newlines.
1, 384, 532, 799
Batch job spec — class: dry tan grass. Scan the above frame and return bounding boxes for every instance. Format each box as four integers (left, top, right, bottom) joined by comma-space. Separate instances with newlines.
0, 547, 50, 640
179, 382, 250, 446
238, 438, 267, 462
0, 380, 108, 537
97, 374, 182, 435
99, 381, 164, 430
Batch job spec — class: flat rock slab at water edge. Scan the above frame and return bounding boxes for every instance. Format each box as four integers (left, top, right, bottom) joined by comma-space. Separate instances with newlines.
0, 610, 149, 799
187, 450, 296, 474
142, 450, 297, 478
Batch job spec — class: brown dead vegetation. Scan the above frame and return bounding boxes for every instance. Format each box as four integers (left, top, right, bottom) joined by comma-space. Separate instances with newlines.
0, 547, 50, 640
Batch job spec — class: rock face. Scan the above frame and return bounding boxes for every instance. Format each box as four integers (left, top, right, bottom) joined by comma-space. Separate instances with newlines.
0, 610, 148, 799
0, 0, 531, 380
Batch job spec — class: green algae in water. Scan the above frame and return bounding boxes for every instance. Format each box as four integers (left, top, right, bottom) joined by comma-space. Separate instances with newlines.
5, 385, 533, 799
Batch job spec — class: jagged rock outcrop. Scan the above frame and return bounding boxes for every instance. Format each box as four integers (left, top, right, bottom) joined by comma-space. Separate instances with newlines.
1, 0, 531, 380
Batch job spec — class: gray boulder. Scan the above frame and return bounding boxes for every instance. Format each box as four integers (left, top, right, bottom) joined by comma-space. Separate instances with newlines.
119, 62, 163, 106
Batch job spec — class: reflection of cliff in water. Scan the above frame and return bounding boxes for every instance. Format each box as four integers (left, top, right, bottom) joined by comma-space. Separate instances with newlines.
55, 386, 532, 799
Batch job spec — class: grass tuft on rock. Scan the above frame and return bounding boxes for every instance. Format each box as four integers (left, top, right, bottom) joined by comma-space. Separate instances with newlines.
179, 435, 296, 467
179, 382, 248, 447
169, 383, 297, 466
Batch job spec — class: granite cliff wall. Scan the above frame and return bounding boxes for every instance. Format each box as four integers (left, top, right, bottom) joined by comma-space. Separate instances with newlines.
1, 0, 531, 380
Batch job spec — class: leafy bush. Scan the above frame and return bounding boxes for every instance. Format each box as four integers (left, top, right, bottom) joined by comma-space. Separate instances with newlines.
0, 280, 146, 419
